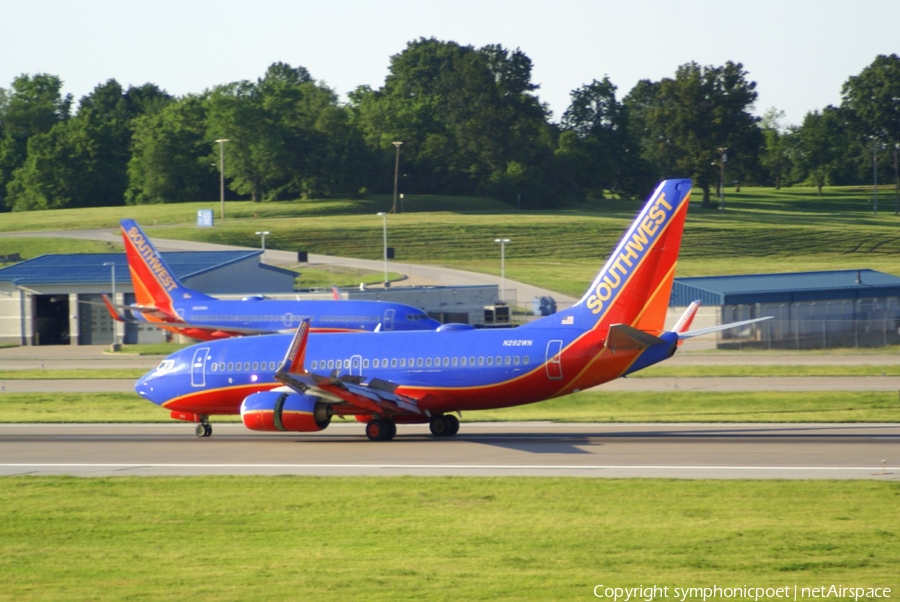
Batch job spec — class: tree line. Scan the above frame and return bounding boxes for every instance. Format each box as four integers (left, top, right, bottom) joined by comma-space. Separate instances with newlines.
0, 40, 897, 212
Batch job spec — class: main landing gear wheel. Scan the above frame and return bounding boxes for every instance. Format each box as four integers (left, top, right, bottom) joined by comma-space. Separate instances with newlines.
429, 415, 460, 437
365, 419, 396, 441
195, 423, 212, 438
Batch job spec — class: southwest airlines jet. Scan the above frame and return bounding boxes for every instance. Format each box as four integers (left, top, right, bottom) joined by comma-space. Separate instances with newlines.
110, 219, 440, 340
136, 180, 768, 439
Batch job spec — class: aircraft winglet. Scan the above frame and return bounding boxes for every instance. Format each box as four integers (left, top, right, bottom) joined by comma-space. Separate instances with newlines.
671, 300, 701, 348
274, 319, 312, 394
672, 300, 700, 334
100, 293, 127, 323
279, 318, 311, 375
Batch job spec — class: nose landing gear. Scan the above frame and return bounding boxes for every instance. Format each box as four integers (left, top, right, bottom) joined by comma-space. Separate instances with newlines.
194, 420, 212, 438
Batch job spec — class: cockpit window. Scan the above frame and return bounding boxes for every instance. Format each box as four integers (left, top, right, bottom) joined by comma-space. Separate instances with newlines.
156, 359, 176, 373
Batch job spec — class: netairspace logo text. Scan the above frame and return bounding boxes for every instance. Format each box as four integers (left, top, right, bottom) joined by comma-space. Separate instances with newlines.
593, 585, 892, 602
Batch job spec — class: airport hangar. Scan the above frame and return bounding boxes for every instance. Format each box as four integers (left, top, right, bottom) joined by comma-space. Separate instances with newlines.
0, 252, 499, 346
672, 269, 900, 350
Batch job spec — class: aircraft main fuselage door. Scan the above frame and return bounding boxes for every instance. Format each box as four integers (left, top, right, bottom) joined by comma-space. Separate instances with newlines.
545, 340, 563, 380
350, 354, 363, 376
191, 347, 211, 387
383, 309, 395, 331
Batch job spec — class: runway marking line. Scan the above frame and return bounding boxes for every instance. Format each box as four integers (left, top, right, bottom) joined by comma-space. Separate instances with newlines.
1, 463, 896, 471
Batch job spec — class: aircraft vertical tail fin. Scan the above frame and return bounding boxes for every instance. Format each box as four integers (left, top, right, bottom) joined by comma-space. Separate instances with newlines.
120, 219, 214, 317
539, 179, 692, 334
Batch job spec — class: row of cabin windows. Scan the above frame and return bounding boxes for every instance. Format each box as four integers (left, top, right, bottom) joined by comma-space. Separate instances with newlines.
310, 355, 529, 371
210, 361, 278, 373
206, 355, 531, 375
201, 315, 377, 323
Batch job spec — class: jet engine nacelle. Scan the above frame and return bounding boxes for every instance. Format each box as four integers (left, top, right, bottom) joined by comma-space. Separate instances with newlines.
240, 391, 331, 432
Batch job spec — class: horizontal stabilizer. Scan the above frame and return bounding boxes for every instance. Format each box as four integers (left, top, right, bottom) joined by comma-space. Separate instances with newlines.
678, 316, 772, 340
605, 324, 667, 352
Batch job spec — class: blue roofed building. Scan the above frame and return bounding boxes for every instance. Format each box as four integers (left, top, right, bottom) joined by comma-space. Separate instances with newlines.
0, 252, 296, 346
671, 270, 900, 349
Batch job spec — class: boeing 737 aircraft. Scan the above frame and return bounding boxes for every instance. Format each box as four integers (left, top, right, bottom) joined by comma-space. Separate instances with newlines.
109, 219, 440, 340
135, 179, 769, 439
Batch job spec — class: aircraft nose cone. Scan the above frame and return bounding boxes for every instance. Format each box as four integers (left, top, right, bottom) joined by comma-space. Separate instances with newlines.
134, 370, 164, 405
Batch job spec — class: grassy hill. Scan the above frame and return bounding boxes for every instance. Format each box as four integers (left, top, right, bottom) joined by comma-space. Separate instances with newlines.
2, 185, 900, 298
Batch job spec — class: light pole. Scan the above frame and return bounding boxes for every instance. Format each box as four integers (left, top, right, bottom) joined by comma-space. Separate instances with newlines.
377, 212, 388, 287
392, 141, 403, 214
216, 138, 230, 222
894, 144, 899, 216
255, 231, 270, 262
494, 238, 510, 302
717, 147, 727, 211
102, 261, 120, 351
872, 137, 879, 215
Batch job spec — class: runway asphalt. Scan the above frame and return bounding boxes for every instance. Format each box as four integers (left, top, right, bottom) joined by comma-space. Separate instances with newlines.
1, 422, 897, 479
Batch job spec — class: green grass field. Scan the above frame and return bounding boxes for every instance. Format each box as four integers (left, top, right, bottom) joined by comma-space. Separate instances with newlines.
2, 390, 897, 424
0, 478, 896, 601
3, 186, 900, 297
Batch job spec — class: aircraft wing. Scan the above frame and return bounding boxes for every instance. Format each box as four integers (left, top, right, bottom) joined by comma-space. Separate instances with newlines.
274, 319, 422, 417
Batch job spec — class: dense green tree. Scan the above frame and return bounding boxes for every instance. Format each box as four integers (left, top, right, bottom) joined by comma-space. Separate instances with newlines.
349, 39, 554, 204
559, 77, 623, 197
0, 74, 72, 209
626, 62, 762, 207
206, 80, 284, 202
841, 54, 900, 197
5, 80, 172, 210
759, 108, 790, 188
126, 96, 216, 204
206, 62, 369, 202
787, 107, 849, 195
558, 76, 653, 198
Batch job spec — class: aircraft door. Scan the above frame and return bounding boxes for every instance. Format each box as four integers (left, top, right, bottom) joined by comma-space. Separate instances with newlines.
545, 340, 563, 380
350, 355, 363, 376
383, 309, 395, 331
191, 347, 211, 387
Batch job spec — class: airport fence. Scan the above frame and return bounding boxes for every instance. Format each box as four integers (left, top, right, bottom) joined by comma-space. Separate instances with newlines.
718, 298, 900, 350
